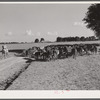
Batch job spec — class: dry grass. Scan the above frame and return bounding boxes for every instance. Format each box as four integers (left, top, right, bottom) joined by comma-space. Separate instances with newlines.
0, 54, 30, 90
7, 54, 100, 90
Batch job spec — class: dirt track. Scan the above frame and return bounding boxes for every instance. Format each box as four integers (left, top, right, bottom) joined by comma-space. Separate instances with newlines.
6, 54, 100, 90
0, 54, 30, 90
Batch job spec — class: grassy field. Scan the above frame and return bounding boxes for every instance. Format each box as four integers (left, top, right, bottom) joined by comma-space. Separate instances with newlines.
0, 41, 100, 90
0, 41, 100, 51
7, 54, 100, 90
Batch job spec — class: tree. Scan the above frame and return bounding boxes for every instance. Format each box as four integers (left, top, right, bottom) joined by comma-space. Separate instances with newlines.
75, 36, 80, 41
56, 37, 62, 42
80, 36, 85, 41
34, 38, 39, 43
83, 4, 100, 39
40, 38, 45, 42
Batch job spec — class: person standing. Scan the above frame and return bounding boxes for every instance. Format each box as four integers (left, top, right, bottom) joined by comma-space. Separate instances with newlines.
2, 44, 9, 58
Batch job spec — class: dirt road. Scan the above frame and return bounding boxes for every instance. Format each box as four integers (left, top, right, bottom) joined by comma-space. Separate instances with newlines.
7, 54, 100, 90
0, 56, 30, 90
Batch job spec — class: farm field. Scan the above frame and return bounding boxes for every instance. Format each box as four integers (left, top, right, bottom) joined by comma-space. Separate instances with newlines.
0, 41, 100, 51
0, 41, 100, 90
7, 54, 100, 90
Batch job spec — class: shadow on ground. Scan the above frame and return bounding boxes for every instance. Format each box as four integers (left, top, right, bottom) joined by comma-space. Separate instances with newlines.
23, 58, 35, 63
23, 57, 49, 63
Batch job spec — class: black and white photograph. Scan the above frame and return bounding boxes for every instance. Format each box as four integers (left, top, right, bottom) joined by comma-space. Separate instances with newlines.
0, 1, 100, 93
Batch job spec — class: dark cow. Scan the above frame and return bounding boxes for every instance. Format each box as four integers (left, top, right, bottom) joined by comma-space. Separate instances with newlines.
22, 43, 99, 61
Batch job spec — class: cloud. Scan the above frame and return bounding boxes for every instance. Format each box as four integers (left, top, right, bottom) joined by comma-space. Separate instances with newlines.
6, 32, 13, 36
25, 30, 34, 36
47, 32, 52, 35
47, 32, 58, 35
54, 31, 58, 35
37, 32, 41, 36
74, 22, 85, 27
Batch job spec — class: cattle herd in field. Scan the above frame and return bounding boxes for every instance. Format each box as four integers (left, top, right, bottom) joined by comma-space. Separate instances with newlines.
22, 43, 99, 61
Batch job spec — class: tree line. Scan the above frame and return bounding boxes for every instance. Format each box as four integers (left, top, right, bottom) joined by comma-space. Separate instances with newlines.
56, 36, 98, 42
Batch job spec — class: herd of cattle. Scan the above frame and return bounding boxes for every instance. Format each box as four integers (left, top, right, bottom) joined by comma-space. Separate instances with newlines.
21, 43, 99, 61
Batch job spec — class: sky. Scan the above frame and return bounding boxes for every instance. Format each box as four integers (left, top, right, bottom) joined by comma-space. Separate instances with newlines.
0, 3, 94, 42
